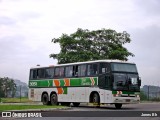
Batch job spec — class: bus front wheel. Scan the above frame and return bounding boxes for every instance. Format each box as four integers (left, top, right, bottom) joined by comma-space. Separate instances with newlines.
42, 93, 49, 105
93, 93, 100, 107
115, 103, 122, 109
50, 93, 58, 105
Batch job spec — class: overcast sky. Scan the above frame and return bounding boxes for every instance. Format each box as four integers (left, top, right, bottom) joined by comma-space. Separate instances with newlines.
0, 0, 160, 86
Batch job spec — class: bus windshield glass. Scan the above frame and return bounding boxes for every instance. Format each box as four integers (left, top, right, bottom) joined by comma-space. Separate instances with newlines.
111, 63, 138, 73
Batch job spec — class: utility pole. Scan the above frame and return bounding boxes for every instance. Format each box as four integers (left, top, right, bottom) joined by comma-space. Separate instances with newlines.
148, 85, 150, 101
0, 91, 1, 103
20, 85, 21, 102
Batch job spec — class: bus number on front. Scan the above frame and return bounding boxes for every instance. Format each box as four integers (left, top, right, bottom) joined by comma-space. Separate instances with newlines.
30, 82, 37, 87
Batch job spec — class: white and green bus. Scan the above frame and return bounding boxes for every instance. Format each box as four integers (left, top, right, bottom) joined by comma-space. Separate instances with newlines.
28, 60, 141, 109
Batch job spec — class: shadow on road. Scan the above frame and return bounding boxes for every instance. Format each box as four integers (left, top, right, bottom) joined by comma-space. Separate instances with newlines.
71, 105, 137, 111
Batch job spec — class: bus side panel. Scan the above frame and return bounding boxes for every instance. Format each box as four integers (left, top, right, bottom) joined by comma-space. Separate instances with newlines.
75, 87, 87, 102
104, 90, 113, 103
29, 87, 114, 104
29, 88, 58, 102
28, 88, 42, 102
58, 87, 88, 103
58, 87, 75, 102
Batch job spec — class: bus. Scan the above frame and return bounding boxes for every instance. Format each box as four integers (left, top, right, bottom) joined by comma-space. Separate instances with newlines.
28, 60, 141, 109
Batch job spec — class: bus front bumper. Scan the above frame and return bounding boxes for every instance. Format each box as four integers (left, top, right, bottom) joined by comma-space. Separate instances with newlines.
113, 97, 140, 104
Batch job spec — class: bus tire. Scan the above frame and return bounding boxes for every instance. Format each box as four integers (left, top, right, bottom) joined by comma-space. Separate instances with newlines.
73, 102, 80, 107
50, 93, 58, 105
115, 103, 122, 109
93, 93, 100, 107
42, 93, 49, 105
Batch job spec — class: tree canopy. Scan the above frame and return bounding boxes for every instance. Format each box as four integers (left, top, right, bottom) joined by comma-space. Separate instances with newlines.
50, 28, 134, 64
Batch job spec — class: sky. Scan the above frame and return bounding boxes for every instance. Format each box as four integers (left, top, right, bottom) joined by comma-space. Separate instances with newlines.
0, 0, 160, 86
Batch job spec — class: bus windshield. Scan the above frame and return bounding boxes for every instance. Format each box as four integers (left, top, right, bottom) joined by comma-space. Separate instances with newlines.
111, 63, 138, 73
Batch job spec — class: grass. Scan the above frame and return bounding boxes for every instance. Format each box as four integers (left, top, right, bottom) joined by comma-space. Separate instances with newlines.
1, 97, 32, 103
0, 105, 64, 111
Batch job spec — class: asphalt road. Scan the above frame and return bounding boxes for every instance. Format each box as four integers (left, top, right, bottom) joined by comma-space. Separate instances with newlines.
1, 103, 160, 120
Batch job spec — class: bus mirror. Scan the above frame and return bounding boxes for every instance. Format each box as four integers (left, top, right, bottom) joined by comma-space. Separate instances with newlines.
138, 77, 141, 86
128, 78, 132, 85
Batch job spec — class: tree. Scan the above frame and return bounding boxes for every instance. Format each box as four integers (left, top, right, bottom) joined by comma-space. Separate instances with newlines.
50, 28, 134, 64
0, 78, 5, 98
9, 79, 17, 98
0, 77, 17, 98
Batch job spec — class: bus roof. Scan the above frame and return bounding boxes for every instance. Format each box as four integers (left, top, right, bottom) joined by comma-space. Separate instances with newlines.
30, 59, 135, 69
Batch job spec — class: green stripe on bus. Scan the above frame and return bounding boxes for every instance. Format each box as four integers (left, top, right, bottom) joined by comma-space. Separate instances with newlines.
63, 87, 67, 94
29, 77, 98, 88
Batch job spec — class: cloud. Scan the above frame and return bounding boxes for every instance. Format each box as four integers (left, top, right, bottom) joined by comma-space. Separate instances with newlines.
16, 12, 42, 22
0, 16, 16, 25
133, 0, 160, 16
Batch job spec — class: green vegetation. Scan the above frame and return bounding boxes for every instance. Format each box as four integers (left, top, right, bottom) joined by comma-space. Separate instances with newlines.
151, 98, 160, 101
0, 105, 64, 111
140, 90, 148, 101
50, 28, 134, 64
1, 97, 31, 103
0, 77, 16, 98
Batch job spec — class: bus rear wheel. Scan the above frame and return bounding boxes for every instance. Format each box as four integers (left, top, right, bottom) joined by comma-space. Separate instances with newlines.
42, 93, 50, 105
50, 93, 58, 105
73, 102, 80, 107
115, 103, 122, 109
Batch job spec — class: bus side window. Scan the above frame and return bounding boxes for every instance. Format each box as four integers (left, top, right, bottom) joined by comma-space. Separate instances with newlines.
59, 67, 64, 77
30, 69, 36, 79
45, 68, 54, 78
30, 70, 33, 79
54, 67, 64, 78
65, 66, 73, 77
78, 65, 81, 76
37, 69, 45, 79
54, 67, 60, 77
87, 64, 98, 76
79, 64, 86, 76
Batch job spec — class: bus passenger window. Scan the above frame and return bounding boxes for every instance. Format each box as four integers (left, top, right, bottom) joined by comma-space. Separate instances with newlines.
54, 67, 60, 77
37, 69, 45, 79
80, 64, 86, 76
54, 67, 64, 78
45, 68, 54, 78
59, 67, 64, 77
78, 65, 81, 76
102, 68, 106, 73
87, 64, 98, 76
65, 66, 73, 77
